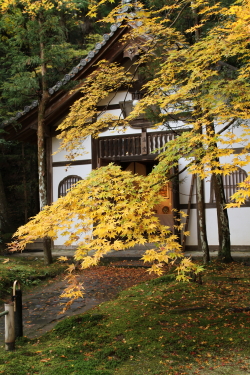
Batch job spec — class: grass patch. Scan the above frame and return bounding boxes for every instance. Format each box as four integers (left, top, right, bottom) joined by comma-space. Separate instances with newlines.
0, 256, 67, 302
0, 261, 250, 374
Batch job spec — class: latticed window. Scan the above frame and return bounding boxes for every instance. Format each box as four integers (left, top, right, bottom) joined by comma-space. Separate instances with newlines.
58, 175, 82, 198
210, 168, 247, 203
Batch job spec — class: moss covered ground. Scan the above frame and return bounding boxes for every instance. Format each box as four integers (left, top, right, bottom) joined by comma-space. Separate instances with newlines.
1, 261, 250, 374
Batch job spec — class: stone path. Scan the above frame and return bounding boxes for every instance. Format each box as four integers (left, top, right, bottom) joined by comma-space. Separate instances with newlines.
1, 248, 250, 341
0, 263, 157, 340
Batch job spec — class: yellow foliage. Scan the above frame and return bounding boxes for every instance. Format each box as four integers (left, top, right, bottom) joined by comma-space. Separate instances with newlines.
58, 256, 68, 262
9, 0, 250, 301
11, 164, 202, 289
1, 0, 78, 15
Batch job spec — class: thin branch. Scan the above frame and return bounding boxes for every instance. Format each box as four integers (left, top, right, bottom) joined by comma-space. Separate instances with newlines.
169, 2, 190, 28
217, 118, 237, 135
150, 165, 188, 188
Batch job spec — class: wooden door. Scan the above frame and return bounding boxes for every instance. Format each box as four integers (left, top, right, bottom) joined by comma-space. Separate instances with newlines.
154, 182, 174, 229
125, 162, 174, 229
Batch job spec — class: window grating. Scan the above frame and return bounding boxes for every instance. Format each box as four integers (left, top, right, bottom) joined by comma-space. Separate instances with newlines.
210, 168, 247, 203
58, 175, 82, 198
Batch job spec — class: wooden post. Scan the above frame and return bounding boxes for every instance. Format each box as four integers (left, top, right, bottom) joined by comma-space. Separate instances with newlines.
13, 280, 23, 338
5, 303, 15, 351
141, 129, 147, 155
14, 289, 23, 338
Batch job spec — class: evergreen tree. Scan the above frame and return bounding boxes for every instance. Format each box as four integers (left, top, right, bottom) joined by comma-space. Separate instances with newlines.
0, 0, 91, 263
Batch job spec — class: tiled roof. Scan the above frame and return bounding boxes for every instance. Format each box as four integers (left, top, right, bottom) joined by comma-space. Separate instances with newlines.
3, 0, 135, 125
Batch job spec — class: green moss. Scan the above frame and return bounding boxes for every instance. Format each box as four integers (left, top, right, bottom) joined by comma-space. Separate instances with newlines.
1, 261, 250, 374
0, 256, 67, 302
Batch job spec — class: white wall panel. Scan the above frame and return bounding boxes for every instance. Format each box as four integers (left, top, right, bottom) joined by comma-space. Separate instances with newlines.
178, 158, 196, 205
98, 91, 132, 105
100, 126, 142, 136
228, 207, 250, 245
52, 164, 92, 202
185, 209, 198, 246
205, 209, 219, 245
52, 164, 92, 246
52, 136, 92, 162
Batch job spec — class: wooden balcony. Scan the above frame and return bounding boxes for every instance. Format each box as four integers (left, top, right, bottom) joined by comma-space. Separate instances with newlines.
99, 131, 175, 160
147, 132, 174, 155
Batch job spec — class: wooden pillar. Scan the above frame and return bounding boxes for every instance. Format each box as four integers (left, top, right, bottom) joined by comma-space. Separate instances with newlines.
141, 129, 147, 155
46, 136, 52, 205
91, 137, 99, 170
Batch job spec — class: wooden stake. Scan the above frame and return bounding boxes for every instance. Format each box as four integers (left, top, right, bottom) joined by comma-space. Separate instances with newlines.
5, 303, 15, 351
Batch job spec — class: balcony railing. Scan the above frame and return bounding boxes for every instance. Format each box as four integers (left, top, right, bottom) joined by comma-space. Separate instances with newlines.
147, 132, 174, 154
99, 132, 174, 159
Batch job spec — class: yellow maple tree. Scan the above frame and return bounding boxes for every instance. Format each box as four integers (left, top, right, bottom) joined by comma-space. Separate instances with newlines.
9, 0, 250, 294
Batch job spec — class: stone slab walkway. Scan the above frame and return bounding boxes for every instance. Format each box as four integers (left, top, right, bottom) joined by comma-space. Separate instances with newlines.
0, 263, 158, 340
1, 248, 250, 342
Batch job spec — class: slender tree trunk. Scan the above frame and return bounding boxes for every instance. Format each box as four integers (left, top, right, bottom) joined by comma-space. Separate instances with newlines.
22, 143, 28, 224
191, 4, 231, 262
38, 15, 52, 265
196, 175, 210, 264
191, 8, 210, 262
0, 172, 12, 233
206, 122, 232, 263
172, 171, 181, 244
194, 115, 210, 263
213, 174, 232, 262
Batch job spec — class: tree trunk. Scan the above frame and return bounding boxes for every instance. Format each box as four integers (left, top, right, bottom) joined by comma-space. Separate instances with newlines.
172, 171, 181, 244
190, 11, 210, 262
196, 174, 210, 264
191, 4, 231, 262
213, 174, 232, 262
206, 122, 232, 263
22, 143, 28, 224
194, 113, 210, 263
38, 15, 52, 265
0, 172, 12, 233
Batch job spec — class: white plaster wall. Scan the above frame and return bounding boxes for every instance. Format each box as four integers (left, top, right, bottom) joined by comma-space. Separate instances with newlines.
205, 207, 250, 246
204, 177, 212, 204
205, 209, 219, 245
53, 219, 92, 248
214, 122, 250, 150
178, 158, 196, 205
98, 108, 123, 119
100, 126, 142, 137
228, 207, 250, 245
184, 209, 198, 246
52, 136, 92, 162
53, 164, 92, 247
98, 91, 132, 105
52, 164, 92, 202
219, 154, 250, 173
98, 107, 143, 136
181, 201, 250, 247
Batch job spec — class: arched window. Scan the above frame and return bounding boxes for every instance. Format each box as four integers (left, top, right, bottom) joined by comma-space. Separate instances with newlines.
58, 175, 82, 198
210, 168, 247, 203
